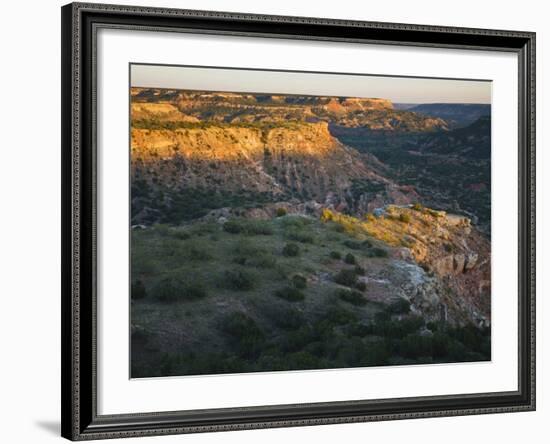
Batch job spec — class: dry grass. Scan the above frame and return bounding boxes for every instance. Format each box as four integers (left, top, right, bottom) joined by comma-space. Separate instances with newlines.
319, 205, 470, 265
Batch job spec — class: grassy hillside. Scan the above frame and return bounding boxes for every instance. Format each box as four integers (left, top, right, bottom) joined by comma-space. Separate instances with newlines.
131, 212, 489, 377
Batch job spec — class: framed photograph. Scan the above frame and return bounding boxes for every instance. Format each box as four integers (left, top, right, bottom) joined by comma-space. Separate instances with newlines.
61, 2, 536, 440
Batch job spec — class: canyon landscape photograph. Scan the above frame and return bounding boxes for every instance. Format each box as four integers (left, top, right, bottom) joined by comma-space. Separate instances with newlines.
129, 65, 492, 378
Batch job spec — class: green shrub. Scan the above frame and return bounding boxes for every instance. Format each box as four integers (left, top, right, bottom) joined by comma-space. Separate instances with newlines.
222, 312, 261, 337
280, 215, 312, 228
447, 324, 491, 355
334, 269, 357, 287
233, 241, 264, 256
398, 334, 432, 359
431, 332, 452, 358
181, 283, 208, 300
131, 279, 147, 300
282, 326, 316, 352
285, 229, 314, 244
157, 353, 183, 376
344, 253, 356, 264
334, 337, 366, 366
274, 286, 305, 302
311, 319, 335, 340
291, 274, 307, 289
285, 351, 322, 369
232, 242, 275, 268
412, 203, 424, 211
173, 230, 191, 240
249, 254, 277, 269
255, 354, 288, 372
245, 220, 274, 235
221, 312, 265, 358
343, 240, 362, 250
223, 219, 273, 235
181, 352, 251, 376
399, 213, 411, 223
402, 320, 427, 341
366, 247, 388, 258
355, 281, 367, 292
151, 278, 184, 303
387, 298, 411, 315
323, 306, 358, 325
372, 315, 424, 339
223, 269, 255, 291
337, 289, 367, 306
151, 278, 208, 303
191, 222, 218, 236
329, 251, 342, 260
153, 224, 172, 236
346, 322, 372, 337
188, 245, 212, 261
426, 321, 442, 332
359, 339, 392, 366
223, 220, 243, 234
446, 340, 470, 362
131, 254, 158, 274
131, 327, 150, 344
264, 305, 304, 330
276, 207, 287, 217
233, 256, 247, 265
282, 243, 300, 257
374, 310, 392, 324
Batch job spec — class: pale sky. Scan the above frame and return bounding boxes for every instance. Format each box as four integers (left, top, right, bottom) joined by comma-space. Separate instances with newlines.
131, 64, 491, 105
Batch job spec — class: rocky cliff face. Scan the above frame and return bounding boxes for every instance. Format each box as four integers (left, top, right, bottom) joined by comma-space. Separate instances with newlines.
132, 120, 342, 161
131, 121, 418, 223
320, 206, 490, 326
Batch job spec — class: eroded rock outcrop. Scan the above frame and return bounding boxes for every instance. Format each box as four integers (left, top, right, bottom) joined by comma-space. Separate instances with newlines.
131, 121, 418, 225
319, 206, 491, 326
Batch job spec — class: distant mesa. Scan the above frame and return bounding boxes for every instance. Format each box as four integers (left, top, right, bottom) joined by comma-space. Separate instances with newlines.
129, 87, 489, 233
130, 87, 446, 131
396, 103, 491, 128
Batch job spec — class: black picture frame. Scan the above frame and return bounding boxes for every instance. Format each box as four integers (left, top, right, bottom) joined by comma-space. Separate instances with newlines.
61, 2, 536, 440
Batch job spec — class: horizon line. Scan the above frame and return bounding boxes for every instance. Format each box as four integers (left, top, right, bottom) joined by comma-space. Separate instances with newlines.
130, 85, 491, 106
130, 64, 492, 105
